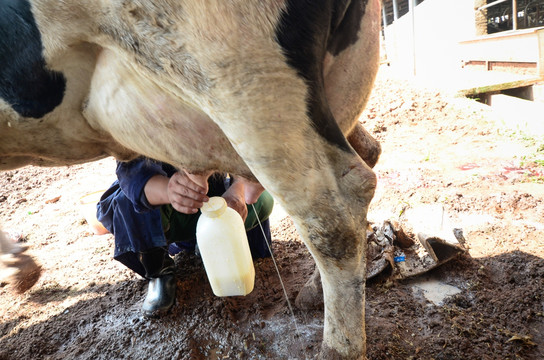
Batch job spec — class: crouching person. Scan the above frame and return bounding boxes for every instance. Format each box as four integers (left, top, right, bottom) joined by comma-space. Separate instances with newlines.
97, 158, 274, 317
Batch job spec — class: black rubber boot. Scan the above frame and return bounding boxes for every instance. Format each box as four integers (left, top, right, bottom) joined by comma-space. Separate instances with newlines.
139, 247, 176, 318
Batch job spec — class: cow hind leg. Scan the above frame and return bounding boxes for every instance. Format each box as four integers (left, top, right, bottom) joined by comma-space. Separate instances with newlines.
295, 123, 381, 312
284, 146, 375, 360
261, 1, 378, 357
209, 71, 375, 359
310, 156, 375, 359
240, 139, 374, 360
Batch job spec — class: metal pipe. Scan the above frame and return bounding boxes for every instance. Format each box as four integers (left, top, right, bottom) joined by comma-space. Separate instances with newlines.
525, 1, 538, 28
477, 0, 508, 12
392, 0, 399, 20
512, 0, 518, 30
382, 2, 388, 27
409, 0, 416, 75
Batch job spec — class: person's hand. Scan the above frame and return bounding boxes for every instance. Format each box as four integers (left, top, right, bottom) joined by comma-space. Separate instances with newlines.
167, 171, 209, 214
222, 180, 248, 221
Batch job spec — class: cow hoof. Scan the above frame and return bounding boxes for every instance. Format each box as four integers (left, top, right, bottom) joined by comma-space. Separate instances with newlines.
1, 253, 42, 294
319, 344, 365, 360
295, 267, 323, 310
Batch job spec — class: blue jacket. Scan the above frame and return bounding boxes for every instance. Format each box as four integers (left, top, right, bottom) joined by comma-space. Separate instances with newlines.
97, 158, 174, 259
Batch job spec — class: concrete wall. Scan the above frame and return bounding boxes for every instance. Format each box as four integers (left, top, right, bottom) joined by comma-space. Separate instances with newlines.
383, 0, 476, 77
459, 27, 544, 76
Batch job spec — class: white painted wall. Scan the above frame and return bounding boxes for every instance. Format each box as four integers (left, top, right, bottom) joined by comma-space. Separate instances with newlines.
460, 28, 542, 63
383, 0, 476, 77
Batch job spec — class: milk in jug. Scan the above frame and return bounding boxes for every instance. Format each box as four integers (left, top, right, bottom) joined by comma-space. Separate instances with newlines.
196, 197, 255, 296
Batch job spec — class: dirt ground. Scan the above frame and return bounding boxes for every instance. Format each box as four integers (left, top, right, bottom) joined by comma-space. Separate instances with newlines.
1, 66, 543, 360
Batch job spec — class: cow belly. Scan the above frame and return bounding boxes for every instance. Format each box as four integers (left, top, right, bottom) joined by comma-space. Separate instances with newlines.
84, 49, 249, 175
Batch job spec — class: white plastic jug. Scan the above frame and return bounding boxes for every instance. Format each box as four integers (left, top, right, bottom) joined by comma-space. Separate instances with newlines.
196, 196, 255, 296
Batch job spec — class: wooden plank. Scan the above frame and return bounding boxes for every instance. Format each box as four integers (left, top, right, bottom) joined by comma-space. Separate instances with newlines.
457, 76, 543, 96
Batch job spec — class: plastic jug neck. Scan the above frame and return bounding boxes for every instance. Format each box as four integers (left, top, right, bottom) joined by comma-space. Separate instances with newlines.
200, 197, 227, 218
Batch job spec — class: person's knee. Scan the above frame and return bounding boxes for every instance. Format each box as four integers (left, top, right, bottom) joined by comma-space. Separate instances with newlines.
255, 191, 274, 221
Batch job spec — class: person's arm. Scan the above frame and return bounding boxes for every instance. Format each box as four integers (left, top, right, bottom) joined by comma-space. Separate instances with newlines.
142, 175, 170, 206
116, 158, 166, 212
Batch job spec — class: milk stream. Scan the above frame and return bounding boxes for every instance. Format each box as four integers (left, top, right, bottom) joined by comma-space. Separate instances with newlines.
196, 197, 255, 296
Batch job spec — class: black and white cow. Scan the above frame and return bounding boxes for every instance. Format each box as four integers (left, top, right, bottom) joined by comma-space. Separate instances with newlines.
0, 0, 381, 358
